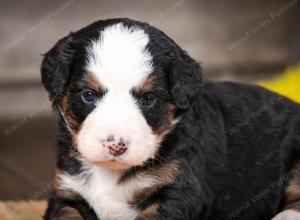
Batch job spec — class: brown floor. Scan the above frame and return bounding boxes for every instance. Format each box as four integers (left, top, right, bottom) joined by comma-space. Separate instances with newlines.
0, 201, 46, 220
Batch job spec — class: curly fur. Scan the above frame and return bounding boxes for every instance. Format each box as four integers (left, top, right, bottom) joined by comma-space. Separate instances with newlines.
41, 18, 300, 220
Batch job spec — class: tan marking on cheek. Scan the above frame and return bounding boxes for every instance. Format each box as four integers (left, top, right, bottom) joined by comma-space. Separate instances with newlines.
85, 74, 103, 92
137, 74, 156, 94
59, 95, 80, 134
155, 104, 176, 144
52, 169, 81, 199
283, 161, 300, 211
52, 206, 84, 220
135, 203, 159, 220
137, 73, 175, 139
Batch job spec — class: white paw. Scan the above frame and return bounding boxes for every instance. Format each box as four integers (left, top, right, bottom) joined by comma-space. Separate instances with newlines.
272, 210, 300, 220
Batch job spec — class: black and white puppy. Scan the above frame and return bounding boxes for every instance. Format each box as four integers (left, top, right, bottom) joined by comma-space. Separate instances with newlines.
41, 18, 300, 220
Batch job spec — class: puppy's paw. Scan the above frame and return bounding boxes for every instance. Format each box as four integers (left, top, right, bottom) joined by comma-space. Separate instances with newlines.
272, 210, 300, 220
53, 207, 84, 220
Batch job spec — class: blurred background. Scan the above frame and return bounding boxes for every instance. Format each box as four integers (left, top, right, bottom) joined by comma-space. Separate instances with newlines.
0, 0, 299, 203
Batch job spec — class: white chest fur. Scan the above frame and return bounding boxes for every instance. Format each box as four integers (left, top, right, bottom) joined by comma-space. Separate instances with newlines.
58, 165, 158, 220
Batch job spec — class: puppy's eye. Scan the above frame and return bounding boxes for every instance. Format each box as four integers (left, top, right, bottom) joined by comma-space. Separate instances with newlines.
81, 90, 98, 103
140, 92, 156, 108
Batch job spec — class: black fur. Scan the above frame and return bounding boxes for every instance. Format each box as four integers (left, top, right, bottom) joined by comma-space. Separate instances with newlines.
44, 193, 98, 220
41, 35, 76, 100
41, 18, 300, 220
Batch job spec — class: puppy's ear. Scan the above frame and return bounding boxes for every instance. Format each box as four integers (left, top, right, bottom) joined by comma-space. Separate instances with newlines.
168, 54, 203, 110
41, 34, 75, 100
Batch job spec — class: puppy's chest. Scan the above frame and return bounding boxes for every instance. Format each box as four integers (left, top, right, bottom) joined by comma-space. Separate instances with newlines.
59, 168, 158, 220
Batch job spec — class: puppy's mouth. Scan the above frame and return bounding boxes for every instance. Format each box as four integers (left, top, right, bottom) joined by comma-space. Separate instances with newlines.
76, 147, 133, 170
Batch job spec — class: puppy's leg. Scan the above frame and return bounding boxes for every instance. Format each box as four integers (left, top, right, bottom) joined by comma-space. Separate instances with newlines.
44, 195, 69, 220
273, 162, 300, 220
46, 206, 83, 220
44, 193, 98, 220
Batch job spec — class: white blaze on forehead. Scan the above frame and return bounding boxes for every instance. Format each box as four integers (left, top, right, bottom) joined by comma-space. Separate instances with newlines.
85, 23, 153, 89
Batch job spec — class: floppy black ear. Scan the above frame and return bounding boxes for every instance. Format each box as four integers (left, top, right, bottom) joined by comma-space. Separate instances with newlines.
169, 54, 203, 110
41, 34, 76, 100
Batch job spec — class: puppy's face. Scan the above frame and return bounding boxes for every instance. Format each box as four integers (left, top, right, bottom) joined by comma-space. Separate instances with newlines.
67, 24, 175, 169
41, 19, 202, 169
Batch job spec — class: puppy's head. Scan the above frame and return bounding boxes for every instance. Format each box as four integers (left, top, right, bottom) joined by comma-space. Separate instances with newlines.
41, 19, 202, 169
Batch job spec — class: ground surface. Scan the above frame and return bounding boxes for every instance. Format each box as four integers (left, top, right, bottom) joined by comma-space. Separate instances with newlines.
0, 201, 46, 220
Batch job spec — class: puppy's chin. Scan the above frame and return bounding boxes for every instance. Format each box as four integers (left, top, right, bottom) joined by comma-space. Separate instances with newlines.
93, 160, 133, 170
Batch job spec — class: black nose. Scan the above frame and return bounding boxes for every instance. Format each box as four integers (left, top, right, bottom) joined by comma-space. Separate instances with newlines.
103, 135, 128, 156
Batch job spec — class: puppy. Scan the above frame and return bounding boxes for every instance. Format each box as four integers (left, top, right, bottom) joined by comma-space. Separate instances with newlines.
41, 18, 300, 220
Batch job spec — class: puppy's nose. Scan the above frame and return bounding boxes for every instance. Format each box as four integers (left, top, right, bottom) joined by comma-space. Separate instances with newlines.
103, 135, 128, 156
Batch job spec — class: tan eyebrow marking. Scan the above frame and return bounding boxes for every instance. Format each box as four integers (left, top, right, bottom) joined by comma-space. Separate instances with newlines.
85, 74, 103, 92
136, 74, 156, 94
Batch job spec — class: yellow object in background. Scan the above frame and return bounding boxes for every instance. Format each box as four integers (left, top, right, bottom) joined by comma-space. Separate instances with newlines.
258, 64, 300, 103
